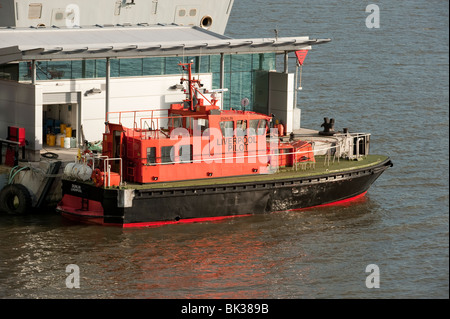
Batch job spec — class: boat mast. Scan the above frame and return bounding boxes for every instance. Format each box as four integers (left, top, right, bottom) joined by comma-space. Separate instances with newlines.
180, 62, 198, 111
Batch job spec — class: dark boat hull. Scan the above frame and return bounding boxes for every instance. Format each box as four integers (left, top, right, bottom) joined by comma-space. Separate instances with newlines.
57, 157, 393, 227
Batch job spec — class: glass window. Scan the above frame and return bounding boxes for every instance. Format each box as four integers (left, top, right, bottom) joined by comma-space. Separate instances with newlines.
189, 56, 210, 74
169, 115, 183, 129
231, 55, 252, 72
120, 59, 143, 77
44, 61, 70, 79
209, 54, 221, 74
252, 53, 275, 70
258, 119, 267, 135
193, 118, 209, 133
249, 120, 259, 136
82, 60, 95, 78
70, 60, 83, 79
165, 57, 183, 75
161, 146, 174, 163
18, 62, 31, 81
95, 59, 107, 78
185, 117, 191, 130
110, 59, 120, 77
143, 57, 164, 76
219, 121, 234, 137
0, 63, 19, 81
249, 119, 267, 135
236, 120, 247, 136
231, 71, 252, 110
179, 145, 193, 163
147, 147, 156, 164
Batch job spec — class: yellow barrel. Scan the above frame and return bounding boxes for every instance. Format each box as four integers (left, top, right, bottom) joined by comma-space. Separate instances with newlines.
60, 124, 66, 135
47, 134, 56, 146
65, 126, 72, 137
60, 137, 65, 148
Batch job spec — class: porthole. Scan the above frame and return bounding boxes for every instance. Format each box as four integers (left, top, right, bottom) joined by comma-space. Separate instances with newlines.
200, 15, 213, 29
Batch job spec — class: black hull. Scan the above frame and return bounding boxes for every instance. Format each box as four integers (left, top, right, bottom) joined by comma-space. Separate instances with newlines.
57, 158, 393, 227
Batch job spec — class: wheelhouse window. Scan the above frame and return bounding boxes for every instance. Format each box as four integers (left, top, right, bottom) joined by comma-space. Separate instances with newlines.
179, 145, 193, 163
169, 115, 183, 129
219, 121, 234, 137
161, 146, 174, 164
236, 120, 247, 136
194, 118, 209, 133
249, 119, 267, 135
147, 147, 156, 164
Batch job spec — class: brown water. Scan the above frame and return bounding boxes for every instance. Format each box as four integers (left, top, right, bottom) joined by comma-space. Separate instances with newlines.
0, 0, 448, 299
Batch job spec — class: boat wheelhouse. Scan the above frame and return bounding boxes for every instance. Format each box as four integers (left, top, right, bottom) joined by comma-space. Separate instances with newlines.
96, 62, 314, 187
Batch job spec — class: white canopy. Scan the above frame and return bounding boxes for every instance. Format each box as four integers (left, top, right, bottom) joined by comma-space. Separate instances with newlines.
0, 24, 330, 64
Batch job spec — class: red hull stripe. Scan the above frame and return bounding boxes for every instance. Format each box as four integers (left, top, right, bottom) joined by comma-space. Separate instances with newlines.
315, 191, 367, 207
123, 214, 253, 228
278, 191, 368, 213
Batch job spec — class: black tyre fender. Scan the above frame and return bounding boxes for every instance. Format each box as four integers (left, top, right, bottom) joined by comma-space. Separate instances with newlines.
0, 184, 32, 214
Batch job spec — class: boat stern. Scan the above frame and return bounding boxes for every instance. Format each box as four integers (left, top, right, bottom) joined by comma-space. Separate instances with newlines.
56, 179, 125, 226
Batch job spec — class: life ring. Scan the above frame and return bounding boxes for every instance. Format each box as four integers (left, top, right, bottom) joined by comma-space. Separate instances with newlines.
91, 168, 104, 187
0, 184, 32, 215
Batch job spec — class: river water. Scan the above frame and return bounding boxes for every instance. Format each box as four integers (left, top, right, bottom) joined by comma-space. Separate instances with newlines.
0, 0, 448, 300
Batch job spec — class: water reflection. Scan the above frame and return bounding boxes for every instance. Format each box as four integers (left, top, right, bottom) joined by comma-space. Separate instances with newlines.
122, 224, 273, 298
0, 195, 381, 298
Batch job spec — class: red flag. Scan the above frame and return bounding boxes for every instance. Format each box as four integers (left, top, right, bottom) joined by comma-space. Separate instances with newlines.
295, 50, 308, 66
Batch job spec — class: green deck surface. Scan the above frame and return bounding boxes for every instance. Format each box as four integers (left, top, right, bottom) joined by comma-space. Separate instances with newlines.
120, 155, 389, 190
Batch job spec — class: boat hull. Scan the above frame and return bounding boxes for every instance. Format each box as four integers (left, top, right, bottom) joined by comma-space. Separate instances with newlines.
57, 157, 393, 227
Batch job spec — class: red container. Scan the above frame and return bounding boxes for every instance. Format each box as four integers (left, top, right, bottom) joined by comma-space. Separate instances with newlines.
8, 126, 26, 147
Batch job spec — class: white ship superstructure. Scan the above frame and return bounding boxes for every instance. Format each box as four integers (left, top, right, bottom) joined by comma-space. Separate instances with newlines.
0, 0, 233, 34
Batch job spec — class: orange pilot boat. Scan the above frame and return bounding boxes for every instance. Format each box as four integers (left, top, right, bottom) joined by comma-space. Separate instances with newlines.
57, 62, 392, 227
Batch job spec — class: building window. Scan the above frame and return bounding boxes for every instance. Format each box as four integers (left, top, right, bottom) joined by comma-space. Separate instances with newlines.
0, 63, 19, 81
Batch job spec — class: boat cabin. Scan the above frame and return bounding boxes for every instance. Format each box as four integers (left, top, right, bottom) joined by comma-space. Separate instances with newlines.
99, 62, 314, 186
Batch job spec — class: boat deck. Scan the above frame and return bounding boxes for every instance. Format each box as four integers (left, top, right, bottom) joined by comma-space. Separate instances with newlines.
119, 155, 390, 190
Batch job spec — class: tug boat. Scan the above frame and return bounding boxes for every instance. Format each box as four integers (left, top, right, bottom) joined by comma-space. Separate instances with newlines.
57, 62, 392, 227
